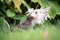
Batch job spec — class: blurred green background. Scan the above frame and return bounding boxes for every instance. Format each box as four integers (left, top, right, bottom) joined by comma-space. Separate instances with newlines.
0, 0, 60, 40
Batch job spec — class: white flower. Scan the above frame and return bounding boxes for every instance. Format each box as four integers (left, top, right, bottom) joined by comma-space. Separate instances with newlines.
26, 7, 50, 25
26, 8, 34, 16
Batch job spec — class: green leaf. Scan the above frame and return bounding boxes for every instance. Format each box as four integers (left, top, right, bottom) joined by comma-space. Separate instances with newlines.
20, 16, 27, 24
1, 0, 4, 2
6, 9, 16, 17
31, 0, 48, 8
31, 0, 39, 2
48, 8, 56, 19
13, 15, 27, 24
48, 1, 60, 18
6, 0, 12, 3
13, 15, 21, 20
0, 17, 10, 31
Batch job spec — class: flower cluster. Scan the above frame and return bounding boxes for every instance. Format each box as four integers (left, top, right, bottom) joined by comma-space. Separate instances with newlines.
26, 7, 50, 25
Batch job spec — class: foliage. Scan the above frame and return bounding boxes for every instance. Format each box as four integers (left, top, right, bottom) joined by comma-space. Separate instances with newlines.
31, 0, 60, 18
0, 0, 30, 30
0, 0, 60, 40
0, 21, 60, 40
6, 9, 16, 17
0, 17, 10, 31
0, 0, 60, 30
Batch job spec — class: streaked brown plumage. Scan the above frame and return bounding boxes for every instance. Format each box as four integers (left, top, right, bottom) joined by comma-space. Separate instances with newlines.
17, 16, 34, 29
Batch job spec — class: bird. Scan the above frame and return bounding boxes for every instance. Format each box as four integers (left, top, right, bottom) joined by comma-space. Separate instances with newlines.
17, 16, 34, 29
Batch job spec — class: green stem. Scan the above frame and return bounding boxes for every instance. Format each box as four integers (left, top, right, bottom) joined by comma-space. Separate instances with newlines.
23, 1, 31, 9
35, 4, 40, 9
